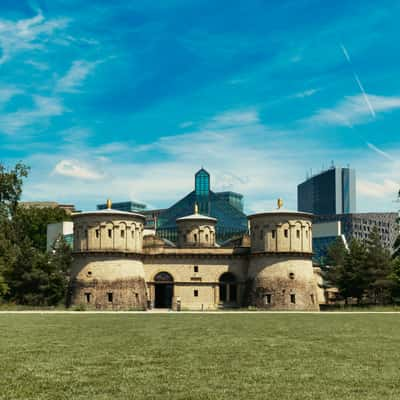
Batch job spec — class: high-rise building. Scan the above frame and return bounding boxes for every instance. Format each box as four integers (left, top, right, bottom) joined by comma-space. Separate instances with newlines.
297, 167, 356, 215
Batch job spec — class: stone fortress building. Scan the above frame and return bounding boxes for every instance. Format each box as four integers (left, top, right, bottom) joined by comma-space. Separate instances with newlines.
68, 195, 320, 311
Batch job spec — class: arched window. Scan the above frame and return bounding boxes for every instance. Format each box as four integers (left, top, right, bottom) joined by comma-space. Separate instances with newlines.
154, 272, 174, 282
219, 272, 237, 303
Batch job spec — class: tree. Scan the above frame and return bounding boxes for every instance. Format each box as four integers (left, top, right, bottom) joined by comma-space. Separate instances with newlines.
321, 237, 347, 290
389, 257, 400, 302
0, 162, 29, 300
0, 162, 29, 218
13, 206, 70, 252
364, 227, 393, 304
339, 239, 368, 303
5, 236, 72, 306
393, 235, 400, 260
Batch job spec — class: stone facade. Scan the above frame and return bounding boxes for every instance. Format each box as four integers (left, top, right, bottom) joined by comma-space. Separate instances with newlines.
68, 204, 320, 311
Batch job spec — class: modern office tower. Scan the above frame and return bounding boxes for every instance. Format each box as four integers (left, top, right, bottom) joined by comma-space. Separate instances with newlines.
297, 167, 356, 215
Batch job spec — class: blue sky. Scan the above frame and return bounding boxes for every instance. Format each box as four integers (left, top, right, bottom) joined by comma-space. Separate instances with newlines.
0, 0, 399, 212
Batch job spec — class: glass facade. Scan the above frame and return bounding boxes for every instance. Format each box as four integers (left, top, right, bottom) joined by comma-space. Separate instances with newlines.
195, 169, 210, 196
297, 167, 356, 215
150, 169, 248, 244
97, 201, 147, 212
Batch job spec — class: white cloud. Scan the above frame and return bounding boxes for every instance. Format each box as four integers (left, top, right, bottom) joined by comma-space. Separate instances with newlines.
18, 107, 400, 213
358, 179, 399, 199
210, 109, 259, 127
56, 60, 99, 93
0, 95, 64, 135
293, 88, 320, 98
0, 87, 22, 106
179, 121, 194, 128
307, 94, 400, 126
0, 11, 69, 64
53, 160, 104, 180
22, 109, 327, 211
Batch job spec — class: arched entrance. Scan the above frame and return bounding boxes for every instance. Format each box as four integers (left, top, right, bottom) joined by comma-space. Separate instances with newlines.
154, 272, 174, 308
219, 272, 237, 304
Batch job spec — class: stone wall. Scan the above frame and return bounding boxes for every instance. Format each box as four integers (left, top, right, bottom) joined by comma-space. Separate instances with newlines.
68, 253, 147, 310
248, 254, 319, 310
144, 255, 248, 310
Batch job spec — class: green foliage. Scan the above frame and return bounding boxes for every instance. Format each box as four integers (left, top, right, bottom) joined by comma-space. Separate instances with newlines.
393, 234, 400, 259
321, 237, 347, 289
0, 161, 71, 306
324, 227, 396, 304
5, 236, 71, 306
13, 205, 70, 252
0, 162, 29, 218
364, 226, 393, 304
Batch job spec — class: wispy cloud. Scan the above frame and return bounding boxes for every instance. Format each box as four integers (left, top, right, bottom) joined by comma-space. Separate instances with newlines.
209, 109, 259, 127
53, 160, 104, 180
306, 94, 400, 126
0, 87, 23, 106
56, 60, 100, 93
0, 95, 64, 135
0, 11, 69, 64
292, 88, 320, 98
358, 179, 399, 199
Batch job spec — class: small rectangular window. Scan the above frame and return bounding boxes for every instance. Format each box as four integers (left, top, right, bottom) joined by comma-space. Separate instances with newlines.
121, 230, 125, 238
265, 294, 271, 304
85, 293, 91, 303
296, 230, 300, 239
310, 294, 315, 304
108, 292, 113, 303
284, 229, 288, 238
194, 233, 197, 242
131, 230, 134, 239
305, 230, 308, 238
290, 294, 296, 304
194, 265, 199, 273
194, 290, 198, 297
272, 230, 276, 239
205, 234, 209, 241
95, 229, 100, 238
108, 229, 112, 238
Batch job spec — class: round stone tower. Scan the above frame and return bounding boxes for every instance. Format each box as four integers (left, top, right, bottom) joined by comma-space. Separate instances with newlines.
68, 200, 147, 310
247, 199, 319, 310
176, 204, 217, 248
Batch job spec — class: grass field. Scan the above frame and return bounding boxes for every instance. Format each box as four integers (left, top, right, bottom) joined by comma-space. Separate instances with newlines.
1, 314, 400, 399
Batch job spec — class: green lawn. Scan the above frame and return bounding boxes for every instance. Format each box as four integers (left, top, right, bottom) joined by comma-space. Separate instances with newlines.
1, 314, 400, 400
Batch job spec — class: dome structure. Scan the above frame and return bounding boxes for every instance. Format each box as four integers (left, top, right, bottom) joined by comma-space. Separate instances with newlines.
176, 203, 217, 248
